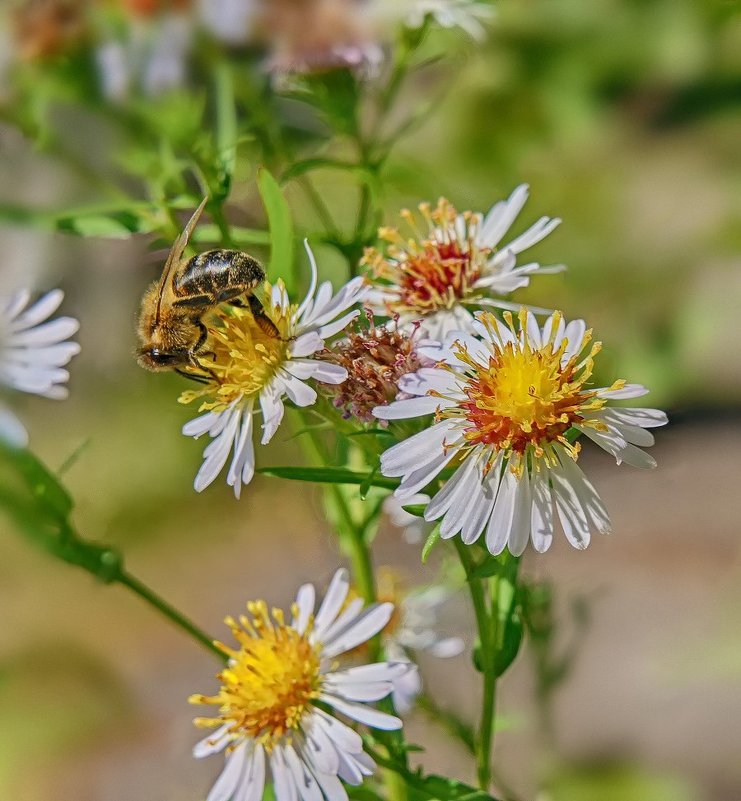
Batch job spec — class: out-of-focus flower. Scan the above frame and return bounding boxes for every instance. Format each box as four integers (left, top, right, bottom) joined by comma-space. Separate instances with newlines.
374, 309, 668, 555
11, 0, 88, 61
0, 289, 80, 447
403, 0, 494, 39
190, 568, 407, 801
263, 0, 382, 77
363, 186, 564, 341
180, 242, 366, 498
96, 9, 193, 99
318, 312, 422, 425
383, 492, 430, 544
197, 0, 255, 44
365, 570, 464, 713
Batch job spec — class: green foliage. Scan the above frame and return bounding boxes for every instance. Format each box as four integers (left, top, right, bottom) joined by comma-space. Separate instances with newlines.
257, 465, 399, 490
257, 167, 296, 291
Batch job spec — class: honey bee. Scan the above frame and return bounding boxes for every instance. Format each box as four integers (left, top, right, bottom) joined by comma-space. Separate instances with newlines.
137, 198, 270, 379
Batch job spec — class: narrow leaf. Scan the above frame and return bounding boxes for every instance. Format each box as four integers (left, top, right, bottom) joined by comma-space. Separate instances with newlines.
257, 167, 295, 290
257, 465, 399, 490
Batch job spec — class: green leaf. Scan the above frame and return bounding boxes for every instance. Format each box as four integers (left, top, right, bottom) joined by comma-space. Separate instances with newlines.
469, 557, 505, 579
214, 62, 237, 200
493, 566, 524, 679
257, 167, 295, 290
401, 504, 426, 518
281, 158, 366, 183
257, 465, 399, 490
192, 224, 271, 247
0, 442, 73, 522
421, 526, 441, 563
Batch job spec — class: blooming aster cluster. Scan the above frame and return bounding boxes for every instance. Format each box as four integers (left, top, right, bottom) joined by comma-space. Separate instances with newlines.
191, 568, 406, 801
363, 186, 564, 341
179, 242, 366, 497
375, 309, 667, 553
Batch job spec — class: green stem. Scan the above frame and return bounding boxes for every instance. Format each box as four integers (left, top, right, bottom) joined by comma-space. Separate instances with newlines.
118, 570, 224, 661
455, 541, 498, 791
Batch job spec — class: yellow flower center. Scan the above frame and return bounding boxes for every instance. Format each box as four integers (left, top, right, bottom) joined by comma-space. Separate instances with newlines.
179, 283, 291, 413
362, 199, 489, 317
190, 602, 322, 749
443, 311, 608, 467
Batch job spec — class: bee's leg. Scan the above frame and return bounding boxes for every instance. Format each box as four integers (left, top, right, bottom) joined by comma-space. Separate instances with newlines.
176, 368, 211, 385
248, 294, 281, 339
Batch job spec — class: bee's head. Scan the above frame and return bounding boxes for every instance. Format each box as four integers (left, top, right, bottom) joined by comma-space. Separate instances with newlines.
136, 347, 190, 372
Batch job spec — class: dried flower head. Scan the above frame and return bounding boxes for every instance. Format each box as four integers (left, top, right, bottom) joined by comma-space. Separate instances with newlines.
319, 310, 421, 425
12, 0, 88, 61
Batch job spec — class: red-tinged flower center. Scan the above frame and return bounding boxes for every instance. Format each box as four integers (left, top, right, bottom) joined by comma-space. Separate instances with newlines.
363, 199, 489, 318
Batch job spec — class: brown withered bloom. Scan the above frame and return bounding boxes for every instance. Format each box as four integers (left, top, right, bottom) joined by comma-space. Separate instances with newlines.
320, 309, 421, 425
12, 0, 88, 61
261, 0, 381, 76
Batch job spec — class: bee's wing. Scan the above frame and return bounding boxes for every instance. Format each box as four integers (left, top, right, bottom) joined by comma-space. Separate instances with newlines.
154, 197, 208, 313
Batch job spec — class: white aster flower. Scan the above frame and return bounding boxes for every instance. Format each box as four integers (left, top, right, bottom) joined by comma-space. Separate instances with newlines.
180, 242, 367, 497
363, 186, 564, 342
0, 289, 80, 447
374, 309, 668, 555
191, 568, 407, 801
404, 0, 494, 39
373, 572, 463, 714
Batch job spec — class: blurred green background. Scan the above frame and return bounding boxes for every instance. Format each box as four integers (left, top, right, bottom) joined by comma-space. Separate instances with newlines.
1, 1, 740, 800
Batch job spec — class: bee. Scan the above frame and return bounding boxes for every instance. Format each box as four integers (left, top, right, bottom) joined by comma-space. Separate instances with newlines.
137, 198, 272, 380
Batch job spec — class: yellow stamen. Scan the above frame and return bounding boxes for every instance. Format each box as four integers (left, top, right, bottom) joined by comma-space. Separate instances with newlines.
190, 601, 322, 751
178, 283, 291, 413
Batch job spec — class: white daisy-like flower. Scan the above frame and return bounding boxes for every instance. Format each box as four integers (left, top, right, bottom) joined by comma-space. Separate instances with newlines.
0, 289, 80, 447
191, 568, 407, 801
180, 242, 367, 498
363, 186, 564, 342
371, 571, 463, 714
374, 309, 668, 555
403, 0, 495, 39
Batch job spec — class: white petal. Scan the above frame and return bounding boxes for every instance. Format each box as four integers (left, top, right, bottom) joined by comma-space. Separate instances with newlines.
289, 332, 324, 358
227, 405, 255, 499
317, 309, 360, 339
485, 466, 519, 555
503, 216, 560, 254
0, 406, 28, 448
318, 695, 402, 730
595, 407, 668, 429
508, 466, 532, 557
292, 583, 316, 635
550, 463, 591, 549
425, 456, 478, 523
555, 453, 611, 535
259, 385, 285, 444
284, 745, 323, 801
9, 289, 64, 331
396, 367, 461, 397
479, 184, 529, 247
319, 598, 364, 645
380, 420, 457, 475
193, 723, 232, 758
8, 317, 79, 346
271, 748, 298, 801
595, 383, 649, 400
279, 370, 317, 407
206, 744, 248, 801
530, 469, 554, 553
313, 708, 363, 754
427, 637, 465, 658
322, 603, 393, 657
374, 395, 454, 420
395, 448, 457, 499
238, 745, 266, 801
312, 569, 350, 641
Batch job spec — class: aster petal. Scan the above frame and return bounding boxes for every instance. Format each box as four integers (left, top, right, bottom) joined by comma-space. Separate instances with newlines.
238, 744, 266, 801
227, 403, 255, 499
508, 466, 533, 557
461, 463, 499, 545
193, 404, 242, 492
380, 420, 458, 475
395, 448, 458, 499
193, 723, 232, 758
561, 319, 587, 361
296, 240, 319, 320
290, 332, 324, 358
206, 743, 248, 801
485, 466, 518, 555
0, 405, 28, 448
330, 662, 410, 683
3, 341, 81, 367
279, 370, 318, 407
271, 748, 298, 801
312, 569, 350, 641
555, 452, 611, 536
434, 457, 481, 538
594, 407, 668, 429
322, 680, 395, 703
428, 637, 465, 658
391, 663, 422, 715
396, 367, 462, 397
322, 603, 394, 657
316, 309, 361, 340
374, 395, 455, 420
319, 598, 364, 645
259, 385, 285, 444
550, 462, 591, 549
7, 316, 79, 346
284, 745, 323, 801
292, 583, 316, 635
303, 716, 341, 774
594, 383, 649, 400
503, 216, 561, 255
9, 289, 64, 331
617, 424, 656, 447
479, 184, 529, 248
530, 469, 554, 553
312, 771, 348, 801
2, 290, 31, 320
318, 695, 401, 730
313, 708, 364, 754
